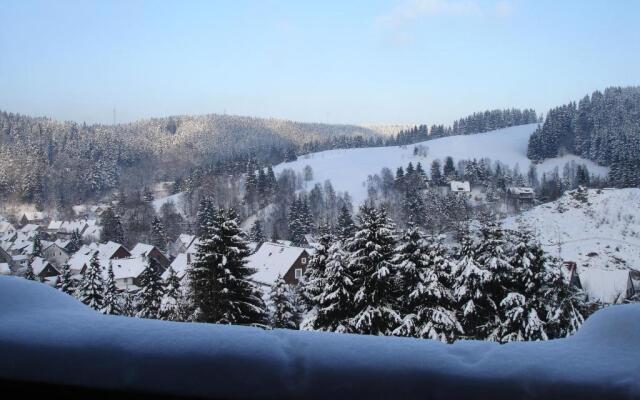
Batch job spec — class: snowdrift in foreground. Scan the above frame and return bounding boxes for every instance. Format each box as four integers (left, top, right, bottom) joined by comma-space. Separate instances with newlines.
274, 124, 609, 204
1, 277, 638, 399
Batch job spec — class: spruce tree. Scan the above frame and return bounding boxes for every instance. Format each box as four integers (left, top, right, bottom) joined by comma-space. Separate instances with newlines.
269, 275, 301, 329
314, 241, 354, 332
346, 205, 400, 335
160, 266, 182, 321
150, 216, 168, 251
336, 204, 355, 241
77, 254, 105, 310
69, 229, 83, 253
24, 263, 37, 280
100, 207, 125, 244
136, 258, 164, 319
249, 219, 266, 244
102, 263, 122, 315
31, 232, 43, 258
56, 262, 76, 295
300, 222, 332, 311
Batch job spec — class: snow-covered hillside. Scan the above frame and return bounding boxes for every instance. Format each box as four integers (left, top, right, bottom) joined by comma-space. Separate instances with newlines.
505, 188, 640, 303
273, 124, 608, 204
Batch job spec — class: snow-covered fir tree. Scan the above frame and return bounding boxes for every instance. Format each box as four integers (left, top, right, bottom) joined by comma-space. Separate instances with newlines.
77, 254, 105, 310
136, 258, 164, 319
393, 227, 462, 342
102, 263, 122, 315
31, 232, 43, 258
24, 263, 36, 280
160, 266, 182, 321
69, 229, 83, 253
346, 205, 400, 335
189, 204, 267, 326
269, 275, 301, 329
100, 206, 125, 244
300, 221, 332, 309
453, 226, 490, 339
336, 204, 355, 241
249, 219, 266, 245
314, 241, 354, 332
150, 216, 168, 251
56, 262, 76, 295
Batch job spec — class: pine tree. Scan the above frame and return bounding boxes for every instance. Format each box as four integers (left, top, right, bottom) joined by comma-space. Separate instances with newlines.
249, 219, 266, 244
121, 292, 136, 317
102, 263, 122, 315
453, 227, 490, 339
77, 254, 105, 310
160, 266, 182, 321
69, 229, 83, 253
136, 258, 164, 319
56, 262, 76, 295
189, 206, 267, 325
300, 222, 332, 310
100, 207, 125, 244
269, 275, 301, 329
336, 204, 355, 241
346, 205, 400, 335
150, 216, 168, 251
31, 232, 43, 258
24, 263, 37, 280
541, 260, 586, 339
314, 241, 354, 332
393, 228, 462, 342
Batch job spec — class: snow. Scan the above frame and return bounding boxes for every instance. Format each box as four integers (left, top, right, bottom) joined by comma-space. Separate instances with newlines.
0, 276, 639, 398
129, 243, 155, 258
0, 263, 10, 275
246, 242, 308, 286
505, 188, 640, 303
450, 181, 471, 192
273, 124, 608, 205
162, 252, 191, 280
152, 192, 186, 215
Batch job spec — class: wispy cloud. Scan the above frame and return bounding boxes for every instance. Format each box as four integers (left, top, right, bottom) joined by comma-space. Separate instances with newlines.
376, 0, 515, 46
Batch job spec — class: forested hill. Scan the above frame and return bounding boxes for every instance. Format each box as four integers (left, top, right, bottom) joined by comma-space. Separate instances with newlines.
0, 111, 385, 205
527, 86, 640, 187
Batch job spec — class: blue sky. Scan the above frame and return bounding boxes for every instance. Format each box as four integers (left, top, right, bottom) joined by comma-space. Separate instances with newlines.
1, 0, 639, 125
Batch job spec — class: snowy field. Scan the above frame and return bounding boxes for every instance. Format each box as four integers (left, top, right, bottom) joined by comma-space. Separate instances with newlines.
505, 188, 640, 303
1, 276, 638, 399
273, 124, 608, 205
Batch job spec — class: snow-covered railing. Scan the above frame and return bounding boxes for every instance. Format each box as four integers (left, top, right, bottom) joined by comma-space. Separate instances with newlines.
0, 276, 638, 399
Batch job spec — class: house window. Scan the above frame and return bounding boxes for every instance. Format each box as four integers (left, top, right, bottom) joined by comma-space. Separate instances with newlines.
301, 257, 307, 264
294, 268, 303, 279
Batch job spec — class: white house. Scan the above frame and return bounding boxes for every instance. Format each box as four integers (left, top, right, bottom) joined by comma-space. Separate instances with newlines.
245, 242, 311, 287
450, 181, 471, 193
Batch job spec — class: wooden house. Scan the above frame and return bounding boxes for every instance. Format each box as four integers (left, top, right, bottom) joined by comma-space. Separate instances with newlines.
130, 243, 170, 270
506, 187, 535, 211
246, 242, 311, 287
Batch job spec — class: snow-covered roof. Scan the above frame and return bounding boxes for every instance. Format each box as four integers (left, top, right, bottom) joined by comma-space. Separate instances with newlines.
47, 221, 64, 231
0, 221, 15, 234
82, 225, 102, 239
108, 257, 148, 281
20, 224, 40, 234
508, 187, 535, 195
59, 220, 89, 234
0, 263, 10, 275
95, 241, 128, 259
177, 234, 195, 248
67, 252, 94, 274
186, 238, 201, 254
246, 242, 308, 286
31, 257, 56, 276
162, 253, 192, 280
579, 268, 631, 304
450, 181, 470, 192
21, 211, 46, 221
130, 243, 155, 258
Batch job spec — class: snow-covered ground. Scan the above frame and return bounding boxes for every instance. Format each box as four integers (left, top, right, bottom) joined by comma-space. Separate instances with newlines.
505, 188, 640, 303
273, 124, 608, 205
1, 276, 638, 398
152, 192, 186, 215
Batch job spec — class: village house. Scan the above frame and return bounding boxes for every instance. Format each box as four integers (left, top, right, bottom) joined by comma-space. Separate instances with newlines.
169, 234, 196, 257
19, 224, 41, 237
108, 257, 150, 292
0, 221, 16, 236
130, 243, 171, 269
30, 257, 59, 281
162, 252, 192, 281
245, 242, 311, 287
42, 239, 73, 267
449, 180, 471, 194
19, 211, 47, 227
506, 186, 535, 211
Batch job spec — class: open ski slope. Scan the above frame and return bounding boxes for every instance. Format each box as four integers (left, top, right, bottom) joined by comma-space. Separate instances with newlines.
273, 124, 608, 205
504, 188, 640, 303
